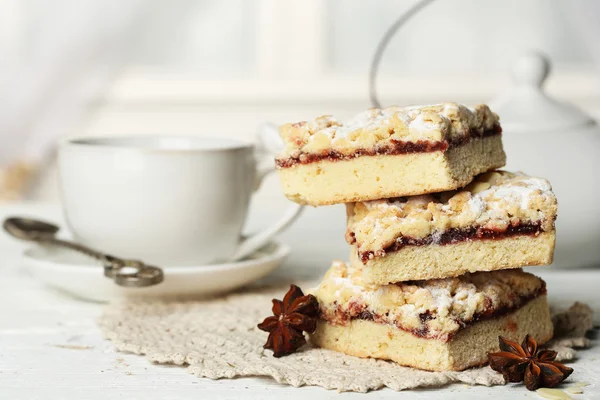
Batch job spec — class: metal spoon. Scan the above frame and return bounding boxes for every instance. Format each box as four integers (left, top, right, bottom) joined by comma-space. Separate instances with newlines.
3, 217, 164, 288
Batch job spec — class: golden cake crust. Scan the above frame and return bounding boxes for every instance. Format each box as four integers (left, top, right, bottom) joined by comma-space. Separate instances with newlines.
351, 231, 555, 285
346, 171, 557, 255
275, 135, 506, 206
310, 295, 553, 371
310, 261, 546, 341
276, 103, 499, 160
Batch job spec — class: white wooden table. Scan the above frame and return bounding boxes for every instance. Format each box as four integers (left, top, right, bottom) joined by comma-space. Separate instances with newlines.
1, 203, 598, 399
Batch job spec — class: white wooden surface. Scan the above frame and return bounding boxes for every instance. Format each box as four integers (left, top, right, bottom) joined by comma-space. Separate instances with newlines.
0, 203, 599, 399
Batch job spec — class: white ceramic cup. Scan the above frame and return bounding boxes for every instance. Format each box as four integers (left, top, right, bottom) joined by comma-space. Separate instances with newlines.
58, 135, 302, 266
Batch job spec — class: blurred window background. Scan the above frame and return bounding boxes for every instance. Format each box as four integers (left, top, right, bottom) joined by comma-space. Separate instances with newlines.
0, 0, 598, 200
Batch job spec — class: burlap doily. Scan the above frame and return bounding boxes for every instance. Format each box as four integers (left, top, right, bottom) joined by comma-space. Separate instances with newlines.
98, 284, 593, 393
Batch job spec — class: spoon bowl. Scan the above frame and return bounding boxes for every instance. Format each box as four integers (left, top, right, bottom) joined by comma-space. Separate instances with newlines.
3, 217, 60, 241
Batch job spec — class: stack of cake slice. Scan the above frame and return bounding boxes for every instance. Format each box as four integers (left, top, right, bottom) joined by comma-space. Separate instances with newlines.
274, 103, 557, 371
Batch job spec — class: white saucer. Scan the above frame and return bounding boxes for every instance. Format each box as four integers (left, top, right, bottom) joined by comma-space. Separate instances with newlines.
22, 241, 290, 302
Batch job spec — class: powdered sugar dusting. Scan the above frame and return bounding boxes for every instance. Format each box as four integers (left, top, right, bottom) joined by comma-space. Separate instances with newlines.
306, 103, 488, 144
278, 102, 500, 158
328, 108, 400, 142
362, 172, 553, 220
313, 261, 545, 338
348, 171, 557, 253
476, 174, 553, 210
467, 196, 486, 215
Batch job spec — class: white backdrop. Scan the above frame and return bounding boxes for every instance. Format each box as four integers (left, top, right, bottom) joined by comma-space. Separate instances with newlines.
0, 0, 598, 200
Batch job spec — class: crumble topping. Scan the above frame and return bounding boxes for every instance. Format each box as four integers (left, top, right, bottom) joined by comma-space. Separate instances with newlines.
276, 103, 499, 160
346, 171, 557, 254
310, 261, 545, 340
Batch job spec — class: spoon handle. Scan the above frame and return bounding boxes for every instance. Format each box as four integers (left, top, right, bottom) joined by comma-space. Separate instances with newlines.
39, 237, 164, 287
41, 236, 110, 262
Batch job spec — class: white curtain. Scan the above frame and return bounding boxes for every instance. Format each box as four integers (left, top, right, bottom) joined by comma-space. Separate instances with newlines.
0, 0, 149, 199
558, 0, 600, 70
0, 0, 597, 200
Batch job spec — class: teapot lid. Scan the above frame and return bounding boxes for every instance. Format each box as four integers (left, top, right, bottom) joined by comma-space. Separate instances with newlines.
490, 51, 596, 133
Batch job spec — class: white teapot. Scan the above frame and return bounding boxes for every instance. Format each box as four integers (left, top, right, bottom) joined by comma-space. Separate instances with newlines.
491, 51, 600, 268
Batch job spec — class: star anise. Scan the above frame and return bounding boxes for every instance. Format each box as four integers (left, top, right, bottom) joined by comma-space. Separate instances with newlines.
488, 335, 573, 391
257, 284, 319, 357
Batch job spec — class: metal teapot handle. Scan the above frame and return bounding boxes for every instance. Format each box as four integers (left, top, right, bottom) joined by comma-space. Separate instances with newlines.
369, 0, 436, 108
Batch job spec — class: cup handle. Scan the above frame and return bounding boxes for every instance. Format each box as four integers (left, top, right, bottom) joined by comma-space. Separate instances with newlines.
228, 124, 304, 261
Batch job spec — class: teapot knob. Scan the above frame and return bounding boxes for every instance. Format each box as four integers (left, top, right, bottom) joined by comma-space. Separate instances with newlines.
511, 51, 550, 88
